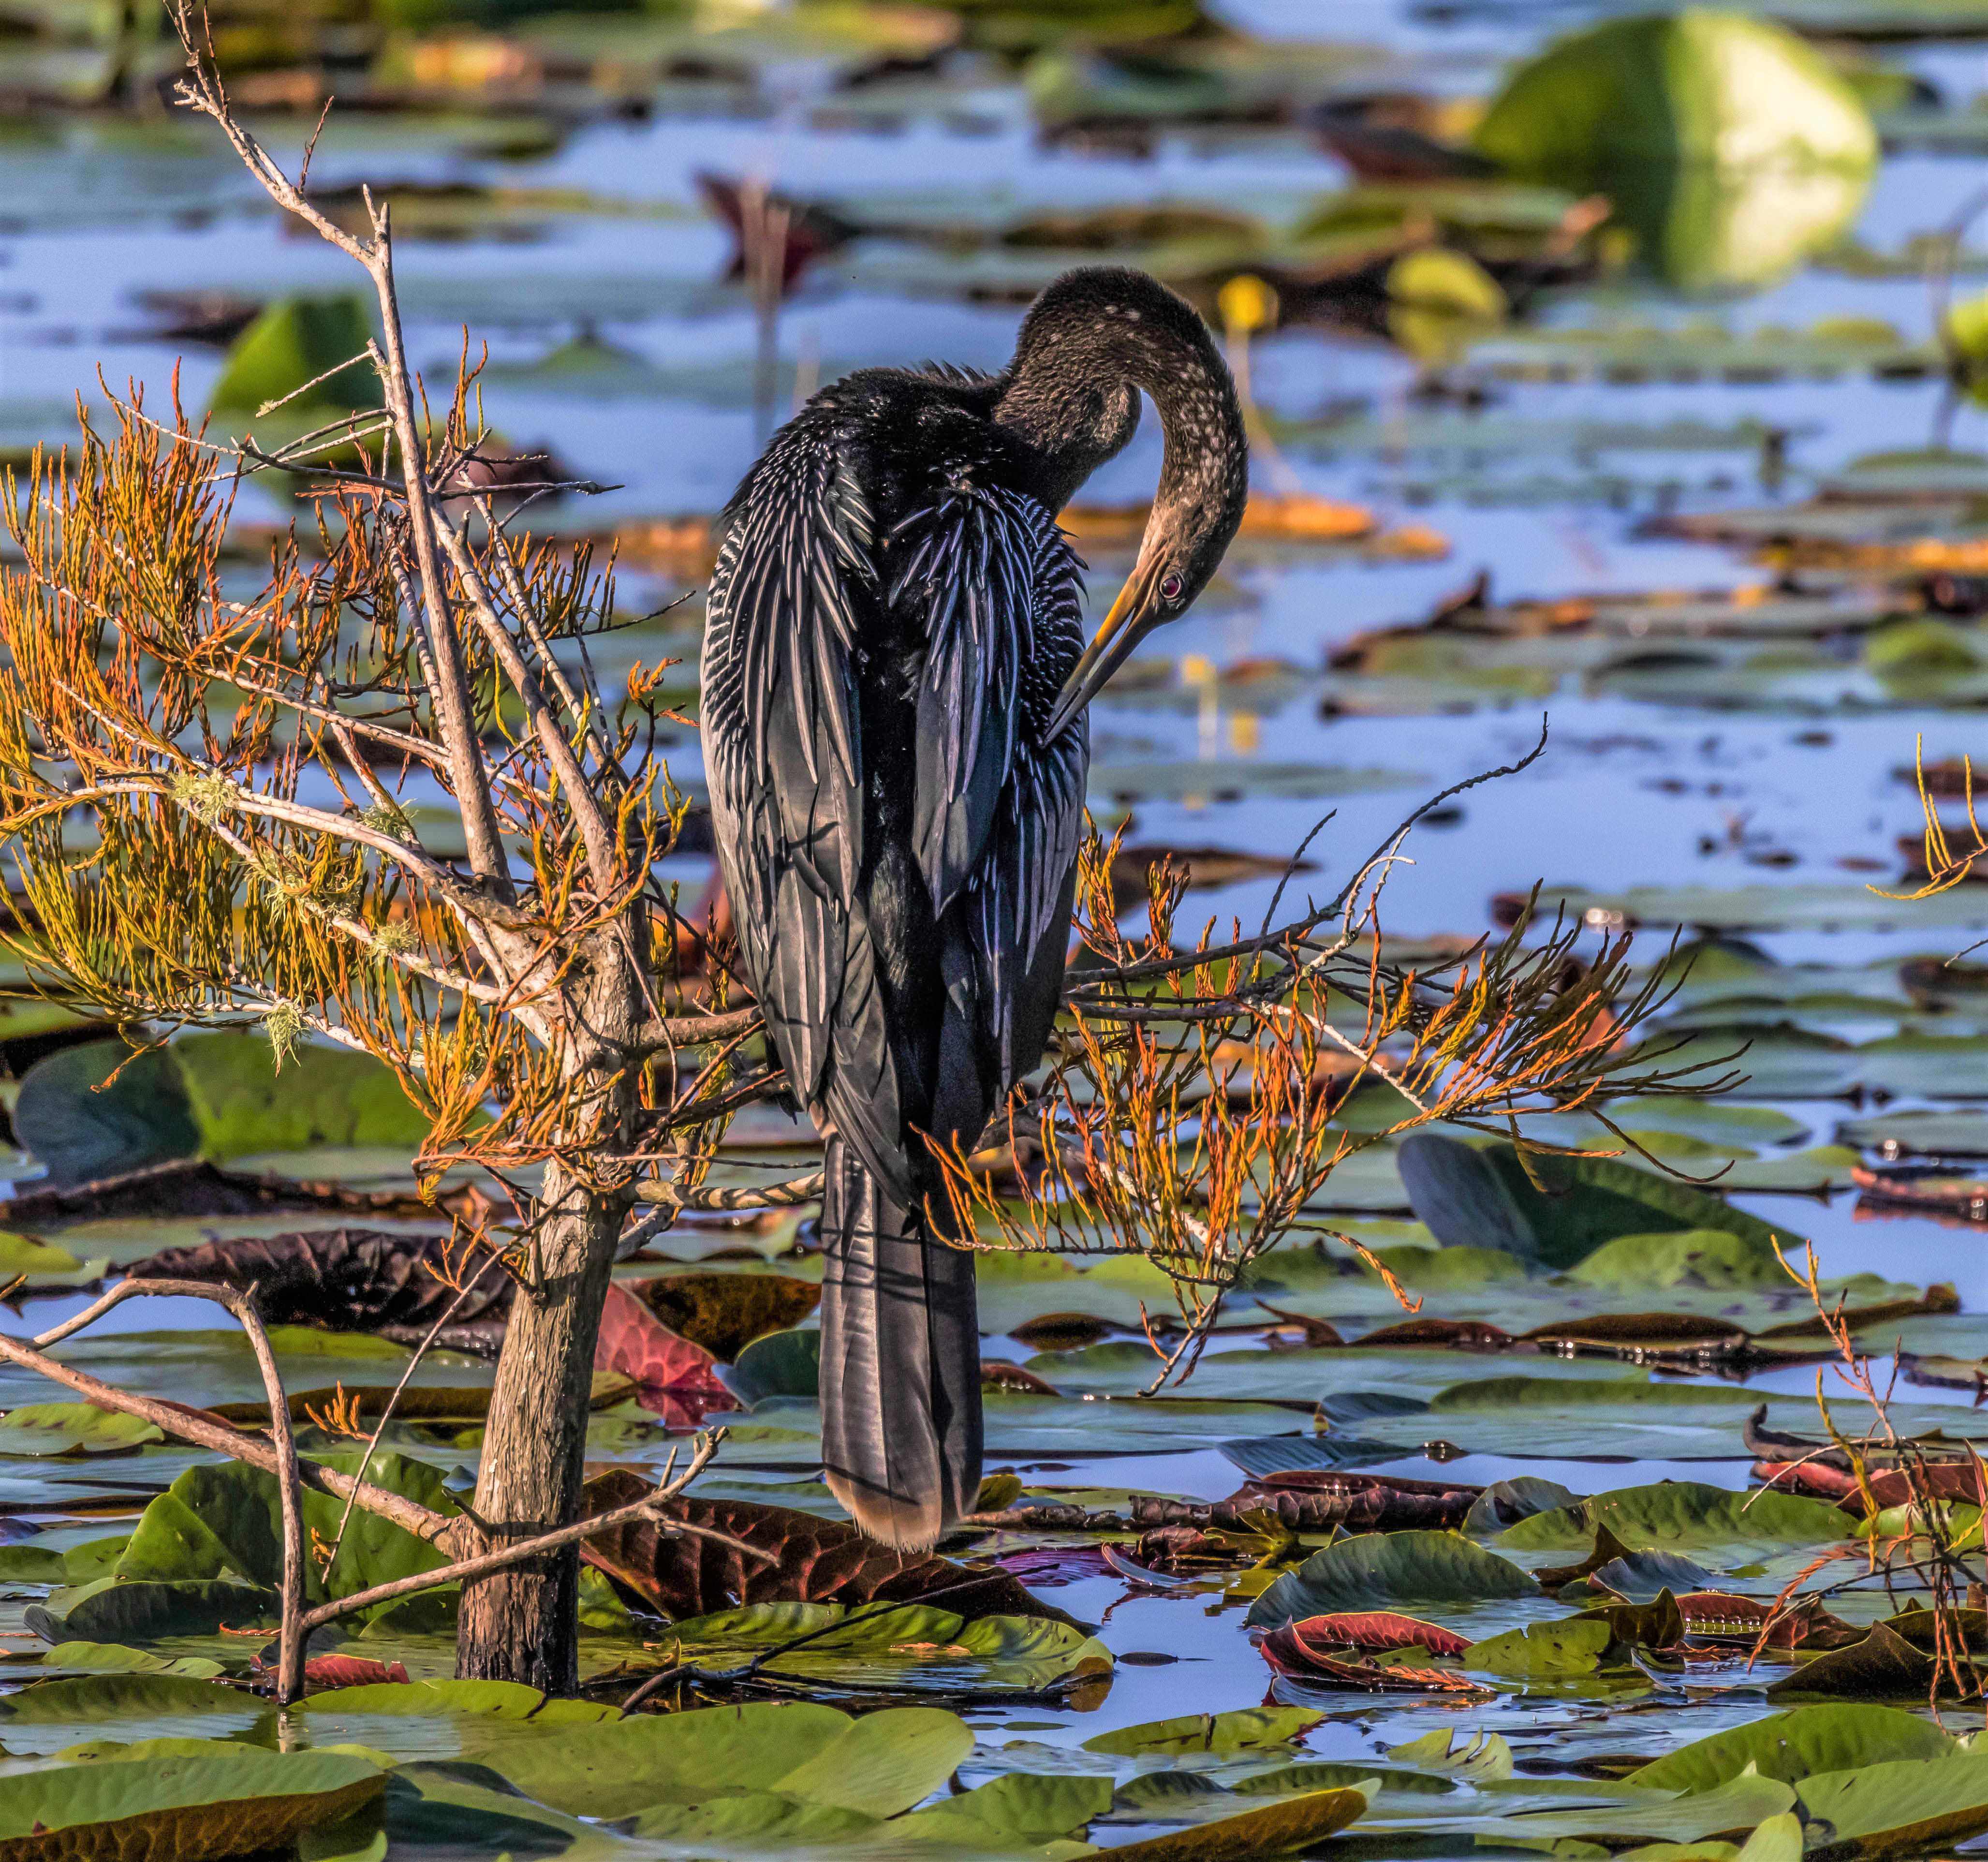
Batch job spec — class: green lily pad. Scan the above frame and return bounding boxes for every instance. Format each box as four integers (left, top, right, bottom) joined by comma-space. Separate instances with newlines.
0, 1403, 164, 1457
1630, 1706, 1959, 1791
39, 1641, 226, 1679
483, 1701, 970, 1822
380, 1760, 618, 1858
1473, 11, 1875, 290
1246, 1532, 1537, 1630
660, 1602, 1111, 1694
1797, 1756, 1988, 1861
619, 1793, 878, 1846
873, 1771, 1111, 1849
304, 1679, 549, 1720
1477, 1773, 1799, 1847
210, 294, 382, 417
1565, 1229, 1788, 1288
93, 1452, 455, 1637
0, 1672, 252, 1723
0, 1542, 72, 1581
1463, 1615, 1617, 1681
33, 1577, 277, 1642
0, 1230, 103, 1290
1399, 1136, 1796, 1271
13, 1032, 429, 1184
0, 1749, 384, 1858
1082, 1707, 1325, 1757
724, 1328, 822, 1404
1837, 1109, 1988, 1156
1497, 1483, 1851, 1557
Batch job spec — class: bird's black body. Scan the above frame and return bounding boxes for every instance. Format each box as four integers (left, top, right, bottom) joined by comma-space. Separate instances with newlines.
703, 268, 1248, 1547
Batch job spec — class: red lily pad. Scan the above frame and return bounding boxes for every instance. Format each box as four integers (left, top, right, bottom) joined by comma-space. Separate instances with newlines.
1258, 1614, 1485, 1693
592, 1282, 734, 1421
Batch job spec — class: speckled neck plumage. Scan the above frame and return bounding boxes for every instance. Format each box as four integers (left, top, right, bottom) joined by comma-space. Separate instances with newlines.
993, 266, 1248, 525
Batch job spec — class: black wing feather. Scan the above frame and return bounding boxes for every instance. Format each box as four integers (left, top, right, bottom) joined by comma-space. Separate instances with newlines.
707, 424, 1084, 1179
891, 487, 1033, 918
964, 498, 1088, 1081
704, 426, 890, 1154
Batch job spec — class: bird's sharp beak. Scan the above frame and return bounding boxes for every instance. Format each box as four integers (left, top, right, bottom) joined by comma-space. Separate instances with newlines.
1044, 550, 1167, 743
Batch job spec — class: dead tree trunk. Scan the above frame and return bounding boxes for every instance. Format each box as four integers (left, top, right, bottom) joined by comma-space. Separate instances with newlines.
457, 945, 643, 1688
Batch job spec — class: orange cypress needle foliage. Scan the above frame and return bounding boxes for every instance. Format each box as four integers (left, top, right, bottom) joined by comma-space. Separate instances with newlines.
934, 811, 1729, 1390
0, 381, 728, 1197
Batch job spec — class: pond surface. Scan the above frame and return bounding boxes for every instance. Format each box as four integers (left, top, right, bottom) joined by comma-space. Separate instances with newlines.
15, 0, 1988, 1855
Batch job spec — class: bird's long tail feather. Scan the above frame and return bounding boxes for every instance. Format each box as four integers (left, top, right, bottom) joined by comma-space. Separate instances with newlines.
818, 1134, 981, 1550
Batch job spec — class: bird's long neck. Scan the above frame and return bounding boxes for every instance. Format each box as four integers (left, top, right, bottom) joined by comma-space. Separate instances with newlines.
993, 311, 1243, 517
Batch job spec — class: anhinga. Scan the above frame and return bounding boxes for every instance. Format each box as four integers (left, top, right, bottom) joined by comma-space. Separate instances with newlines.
702, 266, 1249, 1548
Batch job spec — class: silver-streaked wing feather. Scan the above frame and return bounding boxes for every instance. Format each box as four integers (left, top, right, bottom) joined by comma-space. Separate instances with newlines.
703, 427, 902, 1171
963, 495, 1089, 1082
890, 486, 1034, 918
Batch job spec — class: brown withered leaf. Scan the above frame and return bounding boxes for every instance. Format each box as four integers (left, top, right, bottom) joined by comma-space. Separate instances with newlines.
209, 1373, 633, 1429
1253, 1303, 1346, 1348
1536, 1523, 1637, 1591
1008, 1313, 1119, 1350
1765, 1621, 1954, 1699
623, 1271, 819, 1362
1265, 1611, 1473, 1661
124, 1226, 514, 1349
302, 1655, 409, 1689
1520, 1313, 1752, 1360
980, 1360, 1063, 1395
1878, 1603, 1988, 1657
1121, 1478, 1479, 1534
1349, 1317, 1512, 1351
1677, 1591, 1863, 1653
1753, 1283, 1959, 1339
1126, 1526, 1243, 1574
1747, 1457, 1986, 1510
1573, 1589, 1685, 1652
1176, 1471, 1479, 1535
578, 1469, 1081, 1627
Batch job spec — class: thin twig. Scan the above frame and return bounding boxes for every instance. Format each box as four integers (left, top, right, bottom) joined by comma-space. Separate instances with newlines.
230, 1287, 308, 1705
317, 1249, 506, 1586
1, 1279, 459, 1550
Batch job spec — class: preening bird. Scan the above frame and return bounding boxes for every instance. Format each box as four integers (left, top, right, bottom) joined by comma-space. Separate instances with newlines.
701, 266, 1249, 1549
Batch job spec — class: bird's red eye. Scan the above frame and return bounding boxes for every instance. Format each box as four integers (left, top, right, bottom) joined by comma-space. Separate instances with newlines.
1159, 572, 1184, 603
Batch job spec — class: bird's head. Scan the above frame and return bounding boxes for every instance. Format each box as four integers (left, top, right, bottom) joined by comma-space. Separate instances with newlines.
1010, 267, 1249, 741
